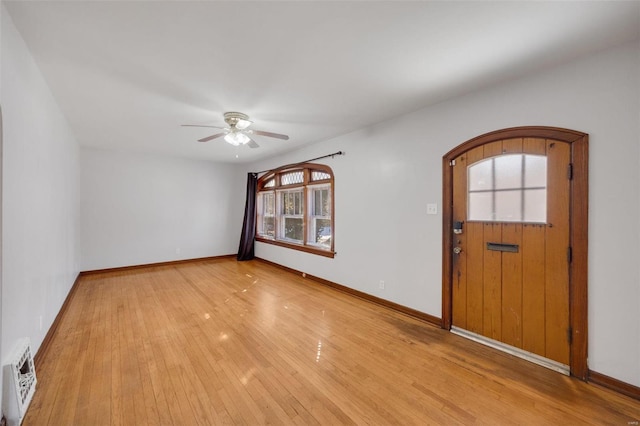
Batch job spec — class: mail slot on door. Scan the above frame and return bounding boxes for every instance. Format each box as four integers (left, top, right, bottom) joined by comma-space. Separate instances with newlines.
486, 242, 519, 253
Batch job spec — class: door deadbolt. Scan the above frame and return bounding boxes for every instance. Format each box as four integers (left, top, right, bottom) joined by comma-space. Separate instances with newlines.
453, 247, 462, 254
453, 221, 464, 234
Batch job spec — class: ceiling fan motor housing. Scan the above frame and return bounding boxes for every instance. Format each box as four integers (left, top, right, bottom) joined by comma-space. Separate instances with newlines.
224, 112, 251, 129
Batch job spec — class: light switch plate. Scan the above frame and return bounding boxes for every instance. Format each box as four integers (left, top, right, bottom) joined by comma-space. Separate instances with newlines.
427, 203, 438, 215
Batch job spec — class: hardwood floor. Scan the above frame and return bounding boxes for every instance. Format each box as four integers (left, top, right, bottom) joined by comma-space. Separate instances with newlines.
25, 258, 640, 425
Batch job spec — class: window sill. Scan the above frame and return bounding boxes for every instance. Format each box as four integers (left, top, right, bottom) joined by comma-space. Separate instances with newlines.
256, 237, 335, 258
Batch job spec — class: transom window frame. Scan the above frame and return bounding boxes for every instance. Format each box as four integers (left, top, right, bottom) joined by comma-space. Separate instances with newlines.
256, 163, 335, 258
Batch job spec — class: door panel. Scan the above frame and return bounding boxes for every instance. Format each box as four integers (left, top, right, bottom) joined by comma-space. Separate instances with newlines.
521, 224, 546, 355
501, 223, 523, 348
451, 137, 571, 366
482, 223, 502, 340
544, 141, 571, 365
484, 140, 502, 157
523, 137, 546, 155
502, 137, 523, 153
465, 222, 484, 334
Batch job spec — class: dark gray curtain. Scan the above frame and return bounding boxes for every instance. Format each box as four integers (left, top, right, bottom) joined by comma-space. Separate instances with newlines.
237, 173, 258, 261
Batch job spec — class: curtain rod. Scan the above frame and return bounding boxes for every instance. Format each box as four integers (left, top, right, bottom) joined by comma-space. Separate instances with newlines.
254, 150, 345, 175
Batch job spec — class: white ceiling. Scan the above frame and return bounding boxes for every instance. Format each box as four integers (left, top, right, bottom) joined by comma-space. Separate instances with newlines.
5, 1, 640, 163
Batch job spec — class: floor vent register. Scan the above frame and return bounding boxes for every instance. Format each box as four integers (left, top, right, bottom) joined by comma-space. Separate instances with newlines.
3, 338, 37, 425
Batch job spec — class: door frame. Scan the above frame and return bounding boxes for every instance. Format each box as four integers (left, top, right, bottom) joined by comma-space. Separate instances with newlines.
441, 126, 589, 379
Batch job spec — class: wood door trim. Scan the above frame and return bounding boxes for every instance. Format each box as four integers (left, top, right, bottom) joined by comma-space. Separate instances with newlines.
442, 126, 589, 380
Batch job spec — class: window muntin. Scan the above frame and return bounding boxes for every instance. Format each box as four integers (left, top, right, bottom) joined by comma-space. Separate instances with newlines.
468, 154, 547, 223
256, 164, 334, 257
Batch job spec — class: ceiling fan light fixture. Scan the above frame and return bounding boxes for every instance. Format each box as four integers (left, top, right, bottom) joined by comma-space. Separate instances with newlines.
224, 132, 251, 146
235, 118, 252, 130
184, 112, 288, 148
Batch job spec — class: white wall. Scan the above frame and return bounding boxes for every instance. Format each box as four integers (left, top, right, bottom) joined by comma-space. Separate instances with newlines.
250, 41, 640, 387
80, 147, 245, 271
1, 0, 80, 398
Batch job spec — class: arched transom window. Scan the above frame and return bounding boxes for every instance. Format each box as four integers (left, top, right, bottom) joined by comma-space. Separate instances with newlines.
256, 163, 334, 257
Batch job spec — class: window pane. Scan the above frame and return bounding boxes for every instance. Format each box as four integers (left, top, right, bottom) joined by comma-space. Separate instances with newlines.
313, 189, 329, 216
468, 192, 493, 221
264, 193, 274, 215
312, 218, 331, 248
281, 171, 304, 185
283, 218, 303, 242
494, 155, 523, 190
525, 155, 547, 188
257, 192, 275, 237
314, 190, 322, 215
281, 191, 303, 215
311, 170, 331, 181
468, 154, 547, 223
262, 216, 275, 237
495, 190, 522, 222
297, 192, 303, 214
468, 159, 493, 191
263, 179, 275, 188
524, 189, 547, 223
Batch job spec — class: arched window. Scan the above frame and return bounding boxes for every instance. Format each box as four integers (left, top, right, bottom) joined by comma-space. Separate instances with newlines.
256, 163, 334, 257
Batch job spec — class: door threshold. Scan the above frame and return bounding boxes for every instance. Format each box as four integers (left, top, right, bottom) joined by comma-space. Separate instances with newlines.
451, 326, 570, 376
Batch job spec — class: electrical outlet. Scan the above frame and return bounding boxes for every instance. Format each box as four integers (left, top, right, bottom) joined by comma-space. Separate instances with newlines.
176, 247, 181, 255
379, 280, 385, 290
427, 203, 438, 215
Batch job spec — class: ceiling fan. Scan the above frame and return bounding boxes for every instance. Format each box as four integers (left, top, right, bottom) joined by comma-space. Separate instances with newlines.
182, 112, 289, 149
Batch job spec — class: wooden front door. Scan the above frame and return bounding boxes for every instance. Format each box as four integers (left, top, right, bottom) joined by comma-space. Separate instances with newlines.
442, 127, 589, 378
451, 137, 570, 365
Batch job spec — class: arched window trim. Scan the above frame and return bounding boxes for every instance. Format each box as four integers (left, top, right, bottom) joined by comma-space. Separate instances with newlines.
256, 163, 335, 258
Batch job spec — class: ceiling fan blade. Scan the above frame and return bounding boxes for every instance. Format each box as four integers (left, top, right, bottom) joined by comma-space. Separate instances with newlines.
249, 129, 290, 140
247, 138, 260, 149
181, 124, 226, 129
198, 133, 226, 143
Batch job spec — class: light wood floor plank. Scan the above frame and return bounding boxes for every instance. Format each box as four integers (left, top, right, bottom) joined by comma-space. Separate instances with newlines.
23, 258, 640, 425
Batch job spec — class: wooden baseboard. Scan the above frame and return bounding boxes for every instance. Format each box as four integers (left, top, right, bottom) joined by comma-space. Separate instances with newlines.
80, 254, 236, 275
589, 370, 640, 401
34, 273, 82, 370
255, 257, 442, 328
